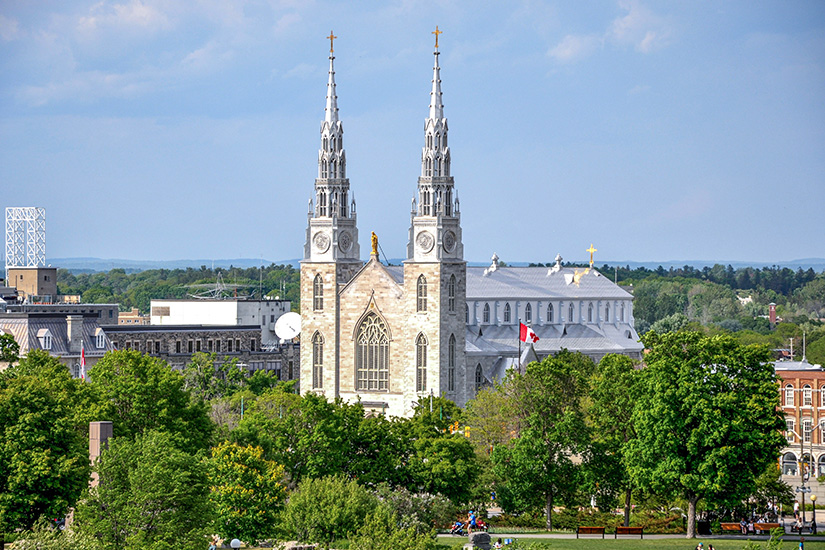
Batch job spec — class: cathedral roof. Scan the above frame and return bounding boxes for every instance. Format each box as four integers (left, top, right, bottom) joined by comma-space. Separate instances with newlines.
466, 266, 633, 300
465, 322, 643, 356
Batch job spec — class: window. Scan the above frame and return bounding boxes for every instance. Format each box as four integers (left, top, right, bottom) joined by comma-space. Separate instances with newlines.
783, 451, 798, 475
786, 419, 795, 442
146, 340, 153, 353
483, 303, 490, 324
465, 304, 469, 324
568, 303, 574, 323
525, 303, 532, 325
804, 418, 813, 443
73, 362, 80, 378
196, 340, 202, 352
313, 274, 324, 310
588, 303, 593, 323
215, 340, 220, 352
207, 339, 213, 352
416, 333, 427, 392
547, 303, 554, 323
448, 334, 456, 392
96, 333, 105, 349
176, 341, 181, 353
154, 341, 160, 354
785, 385, 794, 407
43, 334, 52, 350
475, 364, 483, 393
503, 303, 511, 323
235, 339, 241, 351
821, 386, 825, 407
804, 385, 812, 406
605, 302, 610, 322
448, 275, 456, 313
621, 303, 625, 321
356, 313, 389, 391
227, 339, 233, 352
188, 340, 194, 353
312, 332, 324, 389
417, 275, 428, 312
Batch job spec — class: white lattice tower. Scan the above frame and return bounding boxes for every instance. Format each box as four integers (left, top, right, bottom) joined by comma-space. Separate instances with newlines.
4, 207, 46, 282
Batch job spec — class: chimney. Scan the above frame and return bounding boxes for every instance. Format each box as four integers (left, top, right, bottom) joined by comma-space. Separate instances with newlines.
66, 315, 83, 353
769, 303, 777, 325
89, 421, 113, 487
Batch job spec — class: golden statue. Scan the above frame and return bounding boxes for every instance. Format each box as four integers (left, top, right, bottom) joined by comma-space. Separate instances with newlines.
573, 267, 590, 286
371, 232, 378, 256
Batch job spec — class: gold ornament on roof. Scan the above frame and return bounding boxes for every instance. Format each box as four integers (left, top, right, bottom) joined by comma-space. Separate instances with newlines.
327, 31, 337, 53
573, 267, 590, 286
432, 25, 442, 49
586, 243, 597, 267
371, 232, 378, 256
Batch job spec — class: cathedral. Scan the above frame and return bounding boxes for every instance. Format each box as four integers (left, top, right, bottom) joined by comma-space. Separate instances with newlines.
300, 32, 642, 418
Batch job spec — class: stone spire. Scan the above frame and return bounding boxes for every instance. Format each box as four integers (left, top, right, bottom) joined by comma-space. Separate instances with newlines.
304, 34, 359, 263
407, 30, 463, 262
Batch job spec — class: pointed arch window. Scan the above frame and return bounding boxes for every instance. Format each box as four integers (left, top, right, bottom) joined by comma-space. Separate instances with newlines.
547, 303, 554, 323
448, 275, 456, 313
318, 190, 328, 216
323, 136, 328, 150
475, 364, 483, 393
448, 334, 456, 392
321, 160, 329, 179
568, 303, 574, 323
503, 303, 511, 324
587, 303, 594, 323
605, 302, 610, 323
313, 274, 323, 311
525, 303, 532, 324
416, 333, 428, 393
356, 313, 389, 391
621, 303, 626, 322
312, 332, 324, 389
483, 303, 491, 324
417, 275, 428, 312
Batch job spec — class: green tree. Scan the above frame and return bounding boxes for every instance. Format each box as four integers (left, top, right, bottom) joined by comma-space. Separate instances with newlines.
625, 331, 786, 538
0, 334, 19, 365
88, 350, 212, 453
75, 430, 211, 550
492, 349, 594, 529
0, 353, 90, 531
208, 442, 286, 544
349, 504, 438, 550
586, 353, 640, 525
409, 434, 479, 504
278, 475, 378, 549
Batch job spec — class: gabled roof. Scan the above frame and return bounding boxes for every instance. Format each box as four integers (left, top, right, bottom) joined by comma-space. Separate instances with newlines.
467, 266, 632, 300
465, 322, 642, 356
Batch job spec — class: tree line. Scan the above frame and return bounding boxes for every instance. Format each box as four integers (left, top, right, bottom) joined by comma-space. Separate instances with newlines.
0, 330, 790, 548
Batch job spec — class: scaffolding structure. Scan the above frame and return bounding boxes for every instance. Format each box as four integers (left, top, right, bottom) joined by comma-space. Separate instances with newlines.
5, 207, 46, 282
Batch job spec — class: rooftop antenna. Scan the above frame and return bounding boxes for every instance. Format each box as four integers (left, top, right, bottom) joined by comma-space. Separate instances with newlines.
803, 332, 807, 363
790, 338, 795, 361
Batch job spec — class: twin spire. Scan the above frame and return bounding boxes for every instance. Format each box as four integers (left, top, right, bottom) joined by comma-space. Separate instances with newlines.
324, 31, 338, 124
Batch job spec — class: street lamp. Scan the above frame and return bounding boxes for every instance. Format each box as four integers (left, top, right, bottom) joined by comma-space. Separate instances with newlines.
792, 422, 823, 531
811, 495, 817, 534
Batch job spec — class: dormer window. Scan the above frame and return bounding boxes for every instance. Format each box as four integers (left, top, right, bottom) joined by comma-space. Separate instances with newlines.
37, 328, 53, 351
95, 328, 106, 349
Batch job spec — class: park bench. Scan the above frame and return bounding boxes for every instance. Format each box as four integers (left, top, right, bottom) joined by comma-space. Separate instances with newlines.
614, 526, 644, 539
753, 522, 781, 534
576, 526, 605, 538
720, 522, 744, 533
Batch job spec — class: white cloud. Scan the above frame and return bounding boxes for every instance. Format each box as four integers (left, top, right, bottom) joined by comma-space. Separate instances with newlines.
181, 41, 235, 73
0, 14, 22, 41
77, 0, 172, 35
548, 0, 672, 63
548, 34, 601, 63
274, 12, 301, 36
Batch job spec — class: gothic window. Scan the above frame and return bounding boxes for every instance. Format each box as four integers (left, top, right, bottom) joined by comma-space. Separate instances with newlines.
483, 303, 490, 324
448, 334, 456, 392
313, 274, 324, 311
330, 159, 337, 178
445, 189, 452, 216
417, 275, 428, 312
323, 136, 328, 150
341, 191, 348, 217
547, 303, 554, 323
448, 275, 456, 313
588, 303, 593, 323
605, 302, 610, 322
319, 190, 328, 216
416, 333, 427, 393
785, 385, 794, 407
312, 332, 324, 389
321, 160, 328, 179
475, 364, 483, 393
427, 134, 433, 148
356, 313, 389, 391
568, 303, 574, 323
525, 303, 532, 324
503, 303, 511, 323
621, 303, 626, 322
804, 385, 812, 406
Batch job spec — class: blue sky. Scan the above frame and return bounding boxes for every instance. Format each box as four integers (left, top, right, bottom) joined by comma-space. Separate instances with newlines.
1, 1, 823, 265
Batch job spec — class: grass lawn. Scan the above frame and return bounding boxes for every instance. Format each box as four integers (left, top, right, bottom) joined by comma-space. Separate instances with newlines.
434, 536, 825, 549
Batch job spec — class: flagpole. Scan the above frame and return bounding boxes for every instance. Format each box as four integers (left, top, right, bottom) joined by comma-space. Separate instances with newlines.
518, 317, 522, 375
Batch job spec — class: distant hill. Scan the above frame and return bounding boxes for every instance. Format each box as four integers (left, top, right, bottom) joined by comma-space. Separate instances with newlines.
2, 257, 824, 274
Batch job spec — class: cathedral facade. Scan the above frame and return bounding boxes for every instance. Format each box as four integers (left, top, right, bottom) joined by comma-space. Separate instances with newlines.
300, 36, 642, 418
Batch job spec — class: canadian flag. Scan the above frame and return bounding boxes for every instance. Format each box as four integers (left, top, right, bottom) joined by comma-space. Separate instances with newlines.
519, 322, 539, 343
80, 339, 86, 381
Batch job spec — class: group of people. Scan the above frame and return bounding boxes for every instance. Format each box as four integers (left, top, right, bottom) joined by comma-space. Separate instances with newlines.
694, 544, 716, 550
449, 510, 489, 536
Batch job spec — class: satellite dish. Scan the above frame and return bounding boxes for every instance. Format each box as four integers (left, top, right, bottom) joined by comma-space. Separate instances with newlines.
274, 311, 301, 340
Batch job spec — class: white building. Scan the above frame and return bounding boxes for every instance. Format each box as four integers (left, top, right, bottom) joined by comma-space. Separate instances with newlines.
150, 298, 291, 347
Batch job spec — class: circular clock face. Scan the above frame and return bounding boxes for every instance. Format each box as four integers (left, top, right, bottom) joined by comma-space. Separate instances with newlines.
443, 231, 457, 252
313, 232, 330, 253
339, 231, 352, 252
416, 231, 435, 253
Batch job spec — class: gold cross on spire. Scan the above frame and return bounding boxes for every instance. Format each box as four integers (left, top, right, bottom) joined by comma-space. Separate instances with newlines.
327, 30, 337, 53
432, 25, 442, 49
586, 243, 597, 267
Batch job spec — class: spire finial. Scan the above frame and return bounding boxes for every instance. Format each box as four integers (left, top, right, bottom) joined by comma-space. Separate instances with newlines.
327, 30, 337, 53
432, 25, 442, 50
587, 243, 597, 267
324, 37, 339, 123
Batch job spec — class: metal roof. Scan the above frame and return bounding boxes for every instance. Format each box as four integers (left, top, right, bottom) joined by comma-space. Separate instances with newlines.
467, 266, 632, 300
